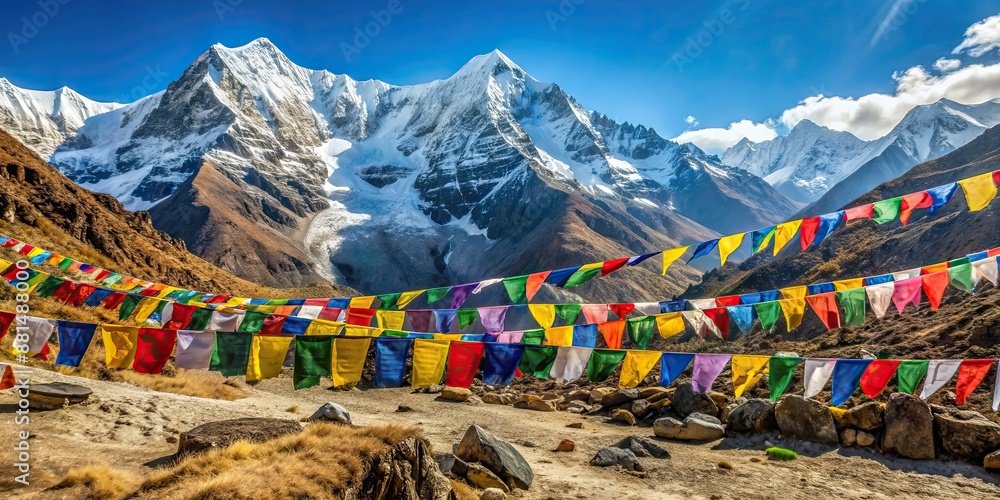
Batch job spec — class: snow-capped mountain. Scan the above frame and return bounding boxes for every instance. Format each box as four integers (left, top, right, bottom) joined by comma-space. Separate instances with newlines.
0, 78, 121, 159
722, 98, 1000, 207
0, 39, 797, 296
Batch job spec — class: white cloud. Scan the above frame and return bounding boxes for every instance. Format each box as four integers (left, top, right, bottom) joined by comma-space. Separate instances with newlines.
684, 115, 698, 126
673, 119, 777, 152
953, 14, 1000, 57
933, 58, 961, 72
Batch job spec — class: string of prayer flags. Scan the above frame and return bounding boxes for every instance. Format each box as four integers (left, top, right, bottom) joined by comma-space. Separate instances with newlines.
210, 331, 253, 377
731, 355, 770, 398
619, 350, 662, 389
958, 172, 998, 211
246, 335, 293, 382
805, 293, 840, 330
175, 331, 216, 370
803, 358, 837, 398
955, 359, 994, 405
444, 341, 485, 388
661, 246, 689, 275
660, 352, 695, 387
550, 346, 593, 384
482, 343, 523, 386
520, 345, 559, 379
411, 339, 451, 387
294, 336, 333, 390
587, 348, 628, 383
919, 360, 962, 400
831, 359, 873, 406
691, 353, 731, 393
718, 233, 745, 266
768, 356, 802, 401
859, 359, 901, 399
54, 321, 97, 367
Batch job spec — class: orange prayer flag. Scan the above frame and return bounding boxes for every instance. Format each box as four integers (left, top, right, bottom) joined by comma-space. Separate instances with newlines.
598, 320, 626, 350
526, 271, 550, 302
955, 359, 994, 405
899, 191, 932, 225
805, 293, 840, 331
844, 204, 874, 221
921, 271, 949, 311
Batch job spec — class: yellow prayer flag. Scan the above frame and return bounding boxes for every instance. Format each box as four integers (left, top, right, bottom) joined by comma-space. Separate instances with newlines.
543, 326, 574, 347
47, 254, 63, 266
349, 296, 376, 309
132, 297, 161, 323
655, 312, 686, 339
779, 285, 807, 299
397, 290, 425, 309
778, 298, 806, 331
246, 335, 293, 382
529, 304, 556, 328
306, 320, 344, 336
718, 233, 746, 266
26, 247, 45, 259
619, 350, 662, 389
225, 297, 247, 307
958, 172, 998, 212
661, 246, 689, 275
411, 339, 450, 387
155, 286, 179, 298
331, 338, 372, 387
101, 325, 138, 369
0, 258, 10, 271
773, 219, 803, 256
344, 326, 380, 337
433, 333, 465, 341
24, 271, 49, 294
376, 310, 406, 331
253, 305, 278, 315
731, 355, 770, 398
833, 278, 865, 291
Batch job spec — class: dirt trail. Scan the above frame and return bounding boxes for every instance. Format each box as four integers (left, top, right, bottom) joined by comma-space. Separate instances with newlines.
1, 369, 999, 499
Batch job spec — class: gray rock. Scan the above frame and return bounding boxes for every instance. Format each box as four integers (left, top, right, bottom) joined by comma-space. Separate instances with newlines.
610, 436, 670, 459
842, 401, 884, 431
630, 399, 652, 418
882, 393, 935, 460
480, 488, 508, 500
307, 402, 352, 425
671, 381, 719, 418
774, 395, 838, 445
654, 413, 725, 441
726, 399, 778, 435
601, 388, 640, 408
589, 446, 641, 470
455, 425, 534, 490
934, 408, 1000, 462
176, 418, 302, 458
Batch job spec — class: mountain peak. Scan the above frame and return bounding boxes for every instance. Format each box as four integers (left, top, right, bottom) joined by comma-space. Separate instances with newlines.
453, 49, 528, 80
212, 37, 281, 54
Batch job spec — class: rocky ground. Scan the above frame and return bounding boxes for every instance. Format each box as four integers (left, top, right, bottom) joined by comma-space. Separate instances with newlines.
1, 369, 1000, 499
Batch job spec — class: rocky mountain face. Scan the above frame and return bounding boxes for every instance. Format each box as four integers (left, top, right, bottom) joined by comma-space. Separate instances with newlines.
722, 99, 1000, 208
1, 39, 798, 297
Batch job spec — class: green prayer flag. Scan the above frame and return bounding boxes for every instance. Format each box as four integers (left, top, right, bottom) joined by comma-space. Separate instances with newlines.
377, 293, 401, 310
948, 263, 978, 293
555, 304, 582, 325
425, 287, 450, 305
754, 301, 782, 332
58, 257, 73, 270
896, 360, 930, 395
293, 336, 333, 389
521, 329, 546, 345
237, 311, 267, 333
457, 309, 480, 329
949, 257, 971, 267
587, 349, 627, 383
165, 289, 187, 301
519, 346, 559, 378
34, 276, 65, 298
118, 294, 141, 321
873, 197, 902, 224
502, 275, 528, 304
836, 288, 867, 327
768, 356, 802, 401
564, 266, 601, 288
266, 298, 289, 306
152, 300, 168, 317
383, 330, 409, 338
210, 332, 253, 377
186, 308, 213, 331
626, 316, 656, 349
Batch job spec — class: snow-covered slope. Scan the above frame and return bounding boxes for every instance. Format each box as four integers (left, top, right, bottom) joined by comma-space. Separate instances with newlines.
0, 78, 121, 158
722, 99, 1000, 205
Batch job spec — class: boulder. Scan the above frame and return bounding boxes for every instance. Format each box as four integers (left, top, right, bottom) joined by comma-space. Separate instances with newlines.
630, 399, 652, 419
726, 399, 778, 435
482, 393, 516, 405
840, 428, 857, 446
176, 418, 302, 458
841, 401, 884, 431
934, 408, 1000, 462
466, 463, 510, 492
671, 382, 719, 418
441, 387, 473, 402
554, 440, 575, 452
984, 449, 1000, 471
601, 388, 640, 408
512, 401, 529, 410
527, 400, 557, 412
882, 393, 935, 460
856, 431, 876, 447
774, 396, 838, 445
562, 400, 592, 413
589, 447, 641, 471
565, 389, 591, 402
610, 436, 670, 459
480, 488, 507, 500
27, 382, 93, 410
638, 387, 670, 399
654, 413, 725, 441
455, 425, 533, 490
307, 402, 352, 425
610, 409, 636, 426
588, 387, 615, 405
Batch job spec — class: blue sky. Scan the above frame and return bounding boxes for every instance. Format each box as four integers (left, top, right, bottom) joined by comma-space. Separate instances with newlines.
1, 1, 999, 150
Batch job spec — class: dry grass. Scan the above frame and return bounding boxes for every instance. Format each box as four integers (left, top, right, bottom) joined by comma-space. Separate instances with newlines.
117, 370, 247, 401
52, 465, 138, 499
451, 479, 480, 500
285, 405, 299, 413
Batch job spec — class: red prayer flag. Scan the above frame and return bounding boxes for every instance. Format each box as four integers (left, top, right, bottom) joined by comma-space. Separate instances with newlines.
444, 341, 485, 388
600, 258, 630, 276
35, 342, 51, 361
3, 238, 19, 248
51, 280, 80, 303
345, 307, 376, 326
17, 244, 34, 255
844, 204, 875, 221
609, 303, 635, 320
921, 271, 949, 311
799, 216, 822, 251
598, 320, 626, 349
66, 284, 96, 307
132, 328, 177, 374
993, 170, 1000, 186
859, 359, 901, 398
317, 307, 342, 321
93, 269, 112, 282
526, 271, 550, 301
899, 191, 932, 225
989, 247, 1000, 257
716, 295, 741, 307
138, 284, 163, 297
805, 293, 841, 330
259, 315, 287, 334
955, 359, 994, 405
702, 307, 730, 341
0, 311, 15, 341
206, 294, 231, 304
164, 303, 197, 330
304, 298, 328, 307
102, 291, 127, 310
